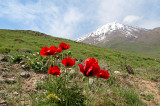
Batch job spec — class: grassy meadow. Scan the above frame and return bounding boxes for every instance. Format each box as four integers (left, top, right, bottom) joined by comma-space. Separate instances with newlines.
0, 29, 160, 106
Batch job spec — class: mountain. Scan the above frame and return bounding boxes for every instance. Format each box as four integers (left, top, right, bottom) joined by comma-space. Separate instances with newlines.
76, 22, 160, 57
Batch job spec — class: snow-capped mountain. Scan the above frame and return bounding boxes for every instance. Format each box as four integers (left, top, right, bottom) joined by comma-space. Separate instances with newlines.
76, 22, 147, 45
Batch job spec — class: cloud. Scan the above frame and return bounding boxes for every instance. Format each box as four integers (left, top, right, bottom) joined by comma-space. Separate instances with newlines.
0, 0, 160, 39
139, 20, 160, 29
0, 0, 83, 39
123, 15, 142, 24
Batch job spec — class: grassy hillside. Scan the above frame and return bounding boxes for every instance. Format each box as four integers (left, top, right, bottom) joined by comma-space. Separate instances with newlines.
0, 29, 160, 105
0, 29, 160, 68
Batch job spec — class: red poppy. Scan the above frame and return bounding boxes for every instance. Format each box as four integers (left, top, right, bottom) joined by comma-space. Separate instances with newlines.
62, 57, 75, 67
49, 46, 59, 53
48, 66, 61, 75
78, 58, 100, 76
59, 42, 70, 50
96, 70, 109, 79
57, 48, 62, 53
40, 46, 60, 56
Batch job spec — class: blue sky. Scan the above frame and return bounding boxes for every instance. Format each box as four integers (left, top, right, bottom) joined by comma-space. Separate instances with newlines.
0, 0, 160, 40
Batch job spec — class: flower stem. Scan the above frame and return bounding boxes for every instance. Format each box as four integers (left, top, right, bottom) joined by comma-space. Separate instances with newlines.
56, 76, 57, 94
66, 68, 69, 106
87, 77, 89, 106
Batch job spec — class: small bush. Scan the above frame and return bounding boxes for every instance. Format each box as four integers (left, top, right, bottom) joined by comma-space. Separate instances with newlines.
0, 48, 11, 54
120, 88, 145, 106
9, 54, 23, 63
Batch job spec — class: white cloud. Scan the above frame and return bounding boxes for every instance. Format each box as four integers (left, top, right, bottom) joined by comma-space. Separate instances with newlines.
0, 0, 160, 39
123, 15, 142, 24
139, 20, 160, 29
0, 0, 83, 39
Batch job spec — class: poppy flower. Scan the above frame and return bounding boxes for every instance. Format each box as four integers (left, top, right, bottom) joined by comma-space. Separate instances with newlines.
40, 46, 60, 56
96, 70, 109, 79
15, 40, 18, 41
48, 66, 61, 75
59, 42, 70, 50
78, 58, 100, 76
57, 48, 62, 53
62, 57, 75, 67
49, 46, 59, 53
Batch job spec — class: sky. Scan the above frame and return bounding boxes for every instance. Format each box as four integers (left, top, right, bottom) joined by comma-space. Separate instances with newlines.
0, 0, 160, 40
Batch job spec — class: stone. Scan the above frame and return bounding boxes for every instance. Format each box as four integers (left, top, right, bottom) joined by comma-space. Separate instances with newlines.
0, 78, 5, 83
0, 68, 10, 72
13, 91, 19, 95
89, 78, 94, 86
114, 71, 122, 75
0, 100, 6, 104
125, 65, 134, 74
69, 68, 75, 74
140, 92, 145, 96
0, 76, 5, 83
20, 72, 30, 78
5, 78, 16, 84
41, 75, 48, 80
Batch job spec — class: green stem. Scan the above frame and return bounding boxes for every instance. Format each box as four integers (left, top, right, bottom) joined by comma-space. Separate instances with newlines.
56, 76, 57, 94
48, 56, 51, 81
87, 77, 89, 106
66, 68, 69, 106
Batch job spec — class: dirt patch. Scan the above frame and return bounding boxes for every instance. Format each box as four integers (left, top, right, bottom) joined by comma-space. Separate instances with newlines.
125, 75, 160, 105
21, 71, 46, 93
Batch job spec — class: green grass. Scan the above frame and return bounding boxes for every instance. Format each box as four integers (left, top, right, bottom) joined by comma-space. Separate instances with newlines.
1, 29, 160, 105
0, 29, 160, 69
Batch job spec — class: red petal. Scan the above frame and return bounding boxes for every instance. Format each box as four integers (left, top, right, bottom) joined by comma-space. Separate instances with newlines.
78, 64, 85, 74
40, 47, 49, 56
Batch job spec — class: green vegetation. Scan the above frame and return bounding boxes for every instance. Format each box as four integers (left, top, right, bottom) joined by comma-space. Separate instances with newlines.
0, 29, 160, 68
0, 29, 160, 105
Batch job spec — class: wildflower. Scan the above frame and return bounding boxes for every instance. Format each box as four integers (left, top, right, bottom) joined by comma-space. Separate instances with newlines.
48, 66, 61, 75
62, 57, 75, 67
59, 42, 70, 50
40, 46, 60, 56
57, 47, 62, 53
96, 70, 109, 79
78, 58, 100, 76
46, 94, 61, 102
40, 47, 53, 56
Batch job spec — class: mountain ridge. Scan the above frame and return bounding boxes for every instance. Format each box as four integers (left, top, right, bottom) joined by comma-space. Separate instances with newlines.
76, 22, 160, 57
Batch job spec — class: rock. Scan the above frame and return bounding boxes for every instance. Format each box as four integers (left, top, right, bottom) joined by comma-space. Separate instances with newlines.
0, 68, 10, 72
114, 71, 122, 75
20, 72, 30, 78
125, 65, 134, 74
41, 75, 48, 80
5, 78, 16, 84
2, 104, 7, 106
21, 65, 25, 68
0, 77, 5, 83
89, 78, 94, 86
140, 92, 145, 96
13, 91, 19, 95
69, 68, 75, 74
0, 100, 6, 104
0, 55, 10, 62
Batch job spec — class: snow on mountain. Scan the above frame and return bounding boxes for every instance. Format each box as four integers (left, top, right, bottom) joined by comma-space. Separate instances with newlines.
76, 22, 147, 44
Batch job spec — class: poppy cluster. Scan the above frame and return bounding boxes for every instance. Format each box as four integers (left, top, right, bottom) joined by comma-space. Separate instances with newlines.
40, 42, 75, 75
40, 46, 62, 56
78, 58, 109, 79
40, 42, 109, 79
40, 42, 109, 106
